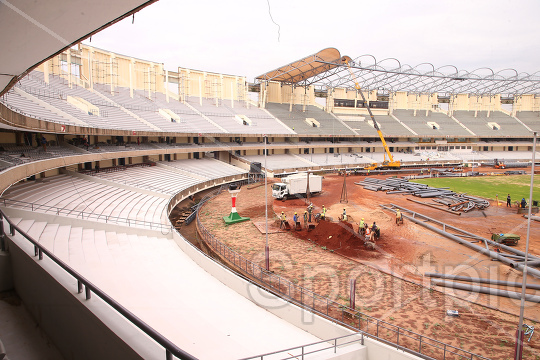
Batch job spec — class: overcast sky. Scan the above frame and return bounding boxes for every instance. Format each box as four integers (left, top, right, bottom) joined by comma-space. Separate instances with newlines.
85, 0, 540, 82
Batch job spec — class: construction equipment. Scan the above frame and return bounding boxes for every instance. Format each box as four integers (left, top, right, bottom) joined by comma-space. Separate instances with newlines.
494, 158, 506, 169
272, 173, 323, 200
279, 220, 291, 230
345, 60, 400, 170
364, 228, 375, 250
491, 233, 520, 246
338, 214, 353, 223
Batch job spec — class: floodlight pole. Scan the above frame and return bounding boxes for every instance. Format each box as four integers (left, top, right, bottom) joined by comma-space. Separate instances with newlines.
264, 135, 270, 271
515, 131, 537, 360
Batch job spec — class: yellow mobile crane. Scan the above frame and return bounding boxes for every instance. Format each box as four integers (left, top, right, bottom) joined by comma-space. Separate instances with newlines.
345, 60, 400, 170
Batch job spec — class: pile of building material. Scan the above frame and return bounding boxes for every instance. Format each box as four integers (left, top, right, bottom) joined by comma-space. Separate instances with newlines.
432, 194, 490, 212
357, 177, 490, 212
357, 177, 455, 197
504, 170, 527, 175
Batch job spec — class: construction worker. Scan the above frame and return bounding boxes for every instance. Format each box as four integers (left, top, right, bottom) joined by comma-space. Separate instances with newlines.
308, 203, 313, 222
293, 212, 300, 230
303, 211, 308, 228
342, 208, 347, 221
507, 194, 511, 207
364, 226, 372, 242
321, 205, 326, 220
372, 222, 380, 240
521, 198, 527, 209
280, 212, 287, 229
396, 209, 402, 225
359, 218, 365, 235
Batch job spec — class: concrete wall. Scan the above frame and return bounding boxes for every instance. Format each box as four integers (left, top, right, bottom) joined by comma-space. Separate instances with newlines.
5, 231, 157, 360
514, 94, 540, 112
171, 228, 355, 341
392, 92, 438, 111
0, 248, 13, 291
177, 67, 247, 101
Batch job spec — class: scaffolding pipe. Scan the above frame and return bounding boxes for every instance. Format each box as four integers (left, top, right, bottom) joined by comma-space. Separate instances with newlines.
518, 260, 540, 267
425, 273, 540, 290
381, 204, 540, 278
406, 198, 461, 215
524, 215, 540, 222
431, 279, 540, 303
385, 203, 540, 261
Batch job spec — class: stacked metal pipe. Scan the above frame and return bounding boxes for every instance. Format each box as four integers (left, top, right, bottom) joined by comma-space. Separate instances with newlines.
357, 177, 453, 197
433, 194, 490, 212
357, 177, 490, 212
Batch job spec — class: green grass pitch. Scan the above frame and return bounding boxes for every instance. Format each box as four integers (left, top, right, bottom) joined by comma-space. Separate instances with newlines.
413, 175, 539, 203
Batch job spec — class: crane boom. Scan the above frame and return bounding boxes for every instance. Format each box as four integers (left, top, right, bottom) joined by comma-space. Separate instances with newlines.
345, 61, 400, 169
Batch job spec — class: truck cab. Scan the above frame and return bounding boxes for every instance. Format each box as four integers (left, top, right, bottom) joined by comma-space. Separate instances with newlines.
272, 183, 288, 199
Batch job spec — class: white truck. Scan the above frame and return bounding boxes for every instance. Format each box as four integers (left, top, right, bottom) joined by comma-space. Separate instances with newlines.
272, 173, 322, 200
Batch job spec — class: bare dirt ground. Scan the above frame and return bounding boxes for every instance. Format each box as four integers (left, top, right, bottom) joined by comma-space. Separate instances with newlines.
195, 169, 540, 360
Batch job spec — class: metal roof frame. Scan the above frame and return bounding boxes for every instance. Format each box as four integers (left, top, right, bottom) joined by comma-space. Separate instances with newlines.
257, 51, 540, 96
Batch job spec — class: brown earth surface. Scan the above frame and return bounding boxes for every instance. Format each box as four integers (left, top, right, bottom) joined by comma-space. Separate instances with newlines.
195, 169, 540, 360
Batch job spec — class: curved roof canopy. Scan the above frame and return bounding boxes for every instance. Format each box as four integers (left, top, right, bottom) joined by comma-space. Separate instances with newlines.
257, 51, 540, 96
256, 48, 351, 86
0, 0, 158, 96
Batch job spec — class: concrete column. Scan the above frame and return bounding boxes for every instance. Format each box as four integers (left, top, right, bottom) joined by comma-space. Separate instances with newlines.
177, 68, 182, 102
147, 67, 151, 98
199, 76, 202, 106
129, 61, 134, 98
109, 54, 115, 95
289, 85, 294, 112
230, 82, 234, 108
43, 60, 49, 83
165, 70, 169, 103
244, 78, 249, 109
67, 50, 72, 88
221, 74, 224, 101
88, 48, 93, 90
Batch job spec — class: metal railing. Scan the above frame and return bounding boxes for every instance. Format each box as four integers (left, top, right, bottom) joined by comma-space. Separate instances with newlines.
0, 96, 81, 127
17, 84, 66, 100
0, 198, 172, 233
196, 188, 490, 360
240, 332, 364, 360
0, 210, 196, 360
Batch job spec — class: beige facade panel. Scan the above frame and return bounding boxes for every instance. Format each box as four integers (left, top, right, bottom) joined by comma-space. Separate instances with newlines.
265, 81, 282, 103
177, 68, 247, 101
514, 94, 540, 112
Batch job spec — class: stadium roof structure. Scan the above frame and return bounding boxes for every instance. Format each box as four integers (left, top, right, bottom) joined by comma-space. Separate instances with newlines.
257, 51, 540, 97
0, 0, 158, 97
256, 48, 351, 86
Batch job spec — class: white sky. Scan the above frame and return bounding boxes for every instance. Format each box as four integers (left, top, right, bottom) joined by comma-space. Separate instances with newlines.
85, 0, 540, 82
